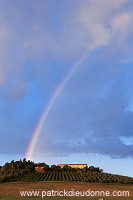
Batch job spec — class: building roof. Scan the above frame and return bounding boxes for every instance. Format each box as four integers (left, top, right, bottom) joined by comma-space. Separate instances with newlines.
58, 164, 87, 165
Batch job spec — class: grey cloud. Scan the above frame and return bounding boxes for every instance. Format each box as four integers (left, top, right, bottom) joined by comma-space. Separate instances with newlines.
35, 136, 133, 159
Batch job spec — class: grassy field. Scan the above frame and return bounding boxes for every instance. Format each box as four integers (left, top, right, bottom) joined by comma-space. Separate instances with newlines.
0, 181, 133, 200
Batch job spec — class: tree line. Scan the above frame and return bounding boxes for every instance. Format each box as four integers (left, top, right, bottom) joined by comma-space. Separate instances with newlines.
39, 163, 103, 173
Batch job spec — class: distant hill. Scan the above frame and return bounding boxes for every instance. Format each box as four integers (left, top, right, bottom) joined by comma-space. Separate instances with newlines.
0, 159, 133, 184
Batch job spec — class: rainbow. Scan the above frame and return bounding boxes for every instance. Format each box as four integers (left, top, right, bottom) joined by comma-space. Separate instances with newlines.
25, 52, 88, 161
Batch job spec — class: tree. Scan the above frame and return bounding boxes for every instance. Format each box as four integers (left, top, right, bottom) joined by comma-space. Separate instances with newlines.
50, 165, 61, 172
23, 158, 26, 162
88, 166, 95, 172
40, 163, 50, 171
61, 165, 74, 172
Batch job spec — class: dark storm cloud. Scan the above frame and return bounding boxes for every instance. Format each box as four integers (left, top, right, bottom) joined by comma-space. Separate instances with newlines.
36, 135, 133, 159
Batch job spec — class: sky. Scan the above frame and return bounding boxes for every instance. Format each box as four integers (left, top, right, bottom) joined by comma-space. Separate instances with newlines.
0, 0, 133, 177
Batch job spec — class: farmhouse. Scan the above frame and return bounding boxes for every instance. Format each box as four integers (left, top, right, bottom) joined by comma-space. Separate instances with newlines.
57, 164, 87, 169
35, 166, 44, 172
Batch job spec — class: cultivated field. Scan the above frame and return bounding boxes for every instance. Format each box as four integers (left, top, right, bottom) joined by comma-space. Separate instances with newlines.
0, 181, 133, 200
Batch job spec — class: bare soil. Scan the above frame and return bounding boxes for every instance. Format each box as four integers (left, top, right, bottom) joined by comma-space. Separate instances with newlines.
0, 181, 133, 199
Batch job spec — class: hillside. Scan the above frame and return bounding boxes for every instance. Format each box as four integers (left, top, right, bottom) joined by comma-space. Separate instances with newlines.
0, 159, 133, 184
11, 171, 133, 184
